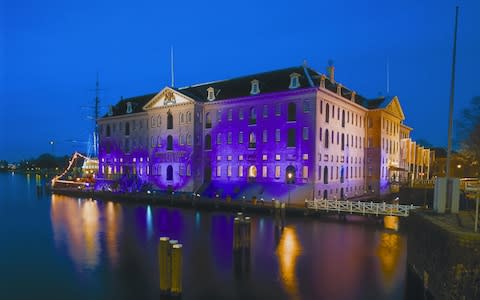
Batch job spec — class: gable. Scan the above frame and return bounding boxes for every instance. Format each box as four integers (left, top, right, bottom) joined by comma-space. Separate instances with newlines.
143, 87, 196, 110
385, 96, 405, 120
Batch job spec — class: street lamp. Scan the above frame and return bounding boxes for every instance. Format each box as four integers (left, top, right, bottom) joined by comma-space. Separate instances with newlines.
50, 141, 55, 155
287, 172, 293, 207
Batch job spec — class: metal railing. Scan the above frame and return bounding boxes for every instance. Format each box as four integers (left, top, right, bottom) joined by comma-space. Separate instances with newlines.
306, 199, 417, 217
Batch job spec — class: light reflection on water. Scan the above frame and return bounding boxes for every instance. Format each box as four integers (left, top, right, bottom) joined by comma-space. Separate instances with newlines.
42, 185, 407, 299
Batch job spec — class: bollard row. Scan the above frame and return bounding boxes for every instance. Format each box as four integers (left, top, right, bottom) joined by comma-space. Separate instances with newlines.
158, 236, 183, 296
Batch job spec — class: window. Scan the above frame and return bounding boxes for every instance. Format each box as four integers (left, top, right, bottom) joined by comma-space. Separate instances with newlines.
288, 102, 296, 121
340, 167, 344, 183
227, 155, 232, 161
106, 125, 111, 137
302, 166, 308, 179
275, 103, 281, 116
303, 127, 309, 140
217, 133, 222, 144
125, 122, 130, 136
275, 154, 281, 161
249, 132, 256, 149
216, 110, 221, 123
250, 79, 260, 95
179, 134, 184, 145
216, 166, 221, 177
318, 165, 321, 180
262, 166, 268, 178
323, 166, 328, 184
227, 165, 232, 177
275, 129, 281, 142
275, 166, 281, 178
239, 131, 243, 144
287, 128, 296, 147
324, 129, 329, 148
239, 108, 244, 120
239, 155, 244, 161
125, 139, 130, 153
238, 165, 244, 177
249, 107, 256, 125
187, 164, 191, 176
167, 135, 173, 150
167, 111, 173, 129
126, 102, 132, 114
263, 105, 268, 118
262, 154, 268, 161
205, 112, 212, 128
186, 134, 192, 145
180, 113, 184, 123
167, 165, 173, 181
325, 103, 330, 123
227, 132, 232, 144
263, 130, 268, 143
319, 127, 322, 141
303, 100, 311, 112
187, 112, 192, 123
368, 117, 373, 128
303, 154, 308, 160
289, 73, 300, 89
368, 137, 373, 148
341, 133, 345, 150
207, 87, 215, 101
205, 134, 212, 150
228, 109, 232, 121
320, 100, 323, 114
342, 110, 345, 127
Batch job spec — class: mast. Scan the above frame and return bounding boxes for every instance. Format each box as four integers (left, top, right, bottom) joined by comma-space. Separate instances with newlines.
94, 72, 100, 157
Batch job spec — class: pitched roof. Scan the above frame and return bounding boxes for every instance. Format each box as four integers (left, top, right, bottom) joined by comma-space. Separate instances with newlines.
177, 66, 317, 102
102, 65, 382, 118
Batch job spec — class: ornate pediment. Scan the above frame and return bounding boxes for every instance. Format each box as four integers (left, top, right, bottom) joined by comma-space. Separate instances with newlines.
143, 87, 196, 110
385, 96, 405, 120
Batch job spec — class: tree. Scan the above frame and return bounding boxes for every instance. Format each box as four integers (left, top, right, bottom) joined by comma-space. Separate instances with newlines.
456, 96, 480, 168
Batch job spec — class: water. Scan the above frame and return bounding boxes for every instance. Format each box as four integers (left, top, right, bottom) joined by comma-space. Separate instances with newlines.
0, 172, 408, 299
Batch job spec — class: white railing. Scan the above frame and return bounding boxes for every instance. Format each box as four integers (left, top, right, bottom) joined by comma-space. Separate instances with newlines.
306, 199, 417, 217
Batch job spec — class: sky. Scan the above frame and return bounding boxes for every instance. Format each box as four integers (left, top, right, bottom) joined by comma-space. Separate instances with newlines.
1, 0, 479, 162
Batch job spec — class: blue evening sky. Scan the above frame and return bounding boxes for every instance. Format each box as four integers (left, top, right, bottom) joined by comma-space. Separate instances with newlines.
1, 0, 479, 162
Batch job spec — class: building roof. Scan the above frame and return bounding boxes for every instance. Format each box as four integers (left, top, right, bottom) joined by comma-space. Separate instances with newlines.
178, 66, 317, 102
102, 65, 381, 118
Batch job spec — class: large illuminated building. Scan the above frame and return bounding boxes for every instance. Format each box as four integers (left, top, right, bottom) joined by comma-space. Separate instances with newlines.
96, 64, 430, 203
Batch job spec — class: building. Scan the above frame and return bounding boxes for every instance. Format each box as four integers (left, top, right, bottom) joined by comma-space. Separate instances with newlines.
96, 64, 431, 203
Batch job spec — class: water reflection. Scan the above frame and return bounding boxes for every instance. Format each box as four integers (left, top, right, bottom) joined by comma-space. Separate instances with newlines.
376, 232, 406, 292
276, 226, 302, 300
51, 195, 101, 270
105, 202, 122, 266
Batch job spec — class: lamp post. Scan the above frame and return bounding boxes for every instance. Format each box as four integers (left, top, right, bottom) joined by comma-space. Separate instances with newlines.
50, 141, 55, 155
287, 172, 293, 207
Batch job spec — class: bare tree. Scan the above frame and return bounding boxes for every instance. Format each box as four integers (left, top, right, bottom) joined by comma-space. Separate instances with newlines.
457, 96, 480, 167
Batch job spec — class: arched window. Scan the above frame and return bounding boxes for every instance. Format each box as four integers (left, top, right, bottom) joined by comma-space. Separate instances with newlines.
186, 134, 192, 145
249, 132, 256, 148
106, 125, 111, 137
342, 110, 345, 127
288, 102, 296, 121
205, 112, 212, 128
325, 103, 330, 123
325, 129, 329, 148
180, 113, 184, 123
323, 166, 328, 184
167, 135, 173, 150
125, 122, 130, 136
248, 165, 257, 178
249, 107, 257, 125
167, 165, 173, 181
167, 111, 173, 129
286, 165, 295, 183
187, 112, 192, 123
205, 134, 212, 150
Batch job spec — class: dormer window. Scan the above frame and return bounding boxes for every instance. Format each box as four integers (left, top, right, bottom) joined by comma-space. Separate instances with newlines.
126, 102, 133, 114
207, 87, 215, 101
250, 79, 260, 95
289, 73, 300, 89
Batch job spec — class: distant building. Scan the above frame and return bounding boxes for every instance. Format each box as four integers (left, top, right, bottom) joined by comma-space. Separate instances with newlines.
96, 65, 431, 203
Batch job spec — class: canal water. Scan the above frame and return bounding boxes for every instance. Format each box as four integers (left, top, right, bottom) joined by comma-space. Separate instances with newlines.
0, 172, 409, 299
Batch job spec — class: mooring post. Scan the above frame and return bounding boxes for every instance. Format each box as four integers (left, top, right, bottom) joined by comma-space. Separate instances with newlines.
158, 236, 170, 294
170, 244, 183, 296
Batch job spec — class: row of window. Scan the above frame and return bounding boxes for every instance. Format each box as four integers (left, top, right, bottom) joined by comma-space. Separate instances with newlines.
318, 165, 364, 184
382, 138, 399, 155
204, 101, 310, 128
320, 100, 364, 128
319, 128, 364, 150
316, 185, 365, 200
319, 154, 364, 165
214, 165, 309, 179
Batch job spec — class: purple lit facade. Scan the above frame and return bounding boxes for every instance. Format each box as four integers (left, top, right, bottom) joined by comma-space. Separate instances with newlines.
96, 65, 428, 203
